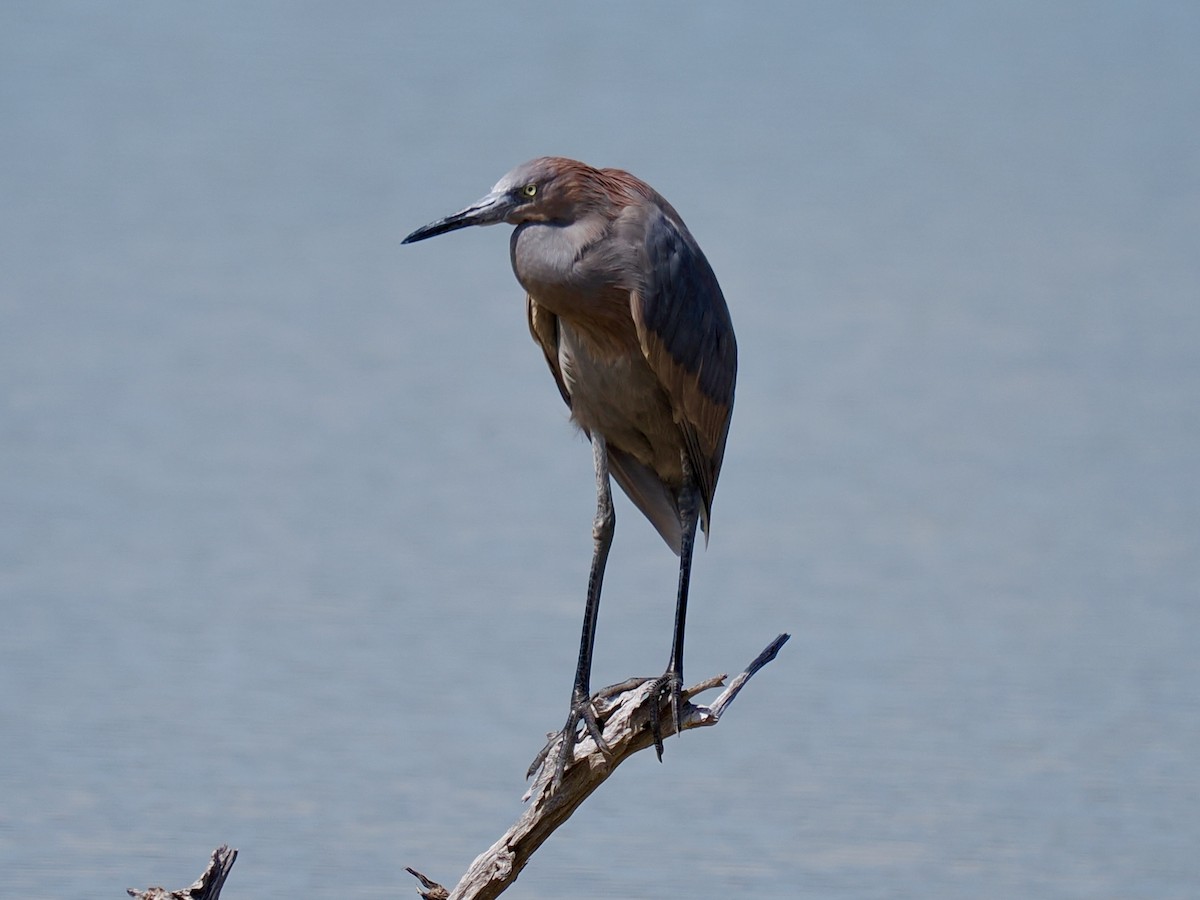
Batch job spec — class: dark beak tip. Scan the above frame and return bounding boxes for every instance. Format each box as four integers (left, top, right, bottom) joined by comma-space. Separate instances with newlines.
401, 213, 478, 245
401, 224, 437, 245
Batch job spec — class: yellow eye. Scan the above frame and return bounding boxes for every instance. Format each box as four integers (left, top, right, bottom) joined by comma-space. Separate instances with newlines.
522, 184, 537, 198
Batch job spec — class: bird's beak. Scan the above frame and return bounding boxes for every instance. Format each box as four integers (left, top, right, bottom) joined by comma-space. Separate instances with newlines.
402, 189, 516, 244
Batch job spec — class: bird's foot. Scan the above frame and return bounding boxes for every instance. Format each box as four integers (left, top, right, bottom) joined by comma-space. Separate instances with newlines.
527, 692, 611, 793
648, 668, 684, 761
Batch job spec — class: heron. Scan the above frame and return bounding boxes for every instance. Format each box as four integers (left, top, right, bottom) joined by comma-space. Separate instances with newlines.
402, 157, 737, 788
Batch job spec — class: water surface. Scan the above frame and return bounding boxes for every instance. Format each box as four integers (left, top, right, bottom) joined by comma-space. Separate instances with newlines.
2, 3, 1198, 898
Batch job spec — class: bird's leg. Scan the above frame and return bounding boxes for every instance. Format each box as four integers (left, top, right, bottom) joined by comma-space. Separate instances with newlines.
649, 455, 700, 761
527, 432, 615, 790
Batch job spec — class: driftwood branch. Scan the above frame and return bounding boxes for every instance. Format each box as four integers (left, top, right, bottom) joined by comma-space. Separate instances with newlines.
121, 636, 788, 900
407, 633, 790, 900
128, 845, 237, 900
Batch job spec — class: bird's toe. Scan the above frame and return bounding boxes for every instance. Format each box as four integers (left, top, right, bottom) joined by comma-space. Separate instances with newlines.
648, 669, 684, 761
528, 694, 612, 793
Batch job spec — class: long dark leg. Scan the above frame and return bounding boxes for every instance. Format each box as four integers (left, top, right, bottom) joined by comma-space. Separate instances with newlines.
650, 455, 700, 760
571, 431, 615, 709
528, 432, 615, 787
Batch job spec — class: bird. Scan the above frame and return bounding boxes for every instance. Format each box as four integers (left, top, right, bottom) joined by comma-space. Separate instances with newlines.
402, 157, 737, 789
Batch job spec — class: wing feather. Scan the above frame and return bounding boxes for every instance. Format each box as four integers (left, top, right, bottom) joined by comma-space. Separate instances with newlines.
526, 295, 571, 407
630, 208, 737, 531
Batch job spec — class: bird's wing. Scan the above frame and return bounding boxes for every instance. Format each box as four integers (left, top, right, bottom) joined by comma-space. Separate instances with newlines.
630, 208, 737, 530
526, 295, 572, 407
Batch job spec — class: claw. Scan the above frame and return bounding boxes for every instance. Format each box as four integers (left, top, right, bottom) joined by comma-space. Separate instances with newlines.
526, 739, 552, 782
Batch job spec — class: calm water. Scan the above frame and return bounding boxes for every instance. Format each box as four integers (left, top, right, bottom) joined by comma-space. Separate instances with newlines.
2, 3, 1198, 898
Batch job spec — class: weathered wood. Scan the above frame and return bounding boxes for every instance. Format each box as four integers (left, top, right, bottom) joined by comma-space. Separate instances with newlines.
408, 633, 790, 900
124, 636, 788, 900
128, 845, 237, 900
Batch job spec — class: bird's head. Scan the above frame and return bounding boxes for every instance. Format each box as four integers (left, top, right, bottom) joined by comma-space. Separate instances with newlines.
402, 157, 601, 244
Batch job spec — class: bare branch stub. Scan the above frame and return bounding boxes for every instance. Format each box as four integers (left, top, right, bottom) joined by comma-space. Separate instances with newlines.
128, 845, 238, 900
408, 633, 790, 900
406, 866, 451, 900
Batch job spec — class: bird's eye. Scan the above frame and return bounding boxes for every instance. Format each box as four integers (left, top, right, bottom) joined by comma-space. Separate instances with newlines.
522, 184, 537, 198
